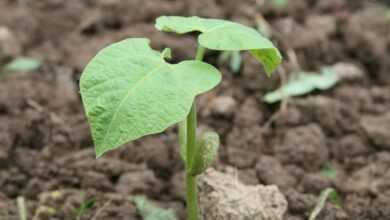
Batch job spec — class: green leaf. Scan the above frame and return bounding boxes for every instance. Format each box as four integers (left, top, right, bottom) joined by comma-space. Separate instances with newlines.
80, 38, 221, 157
134, 196, 177, 220
263, 67, 339, 103
161, 48, 172, 60
321, 163, 337, 179
74, 197, 96, 219
269, 0, 289, 7
189, 132, 219, 176
3, 57, 41, 72
155, 16, 282, 75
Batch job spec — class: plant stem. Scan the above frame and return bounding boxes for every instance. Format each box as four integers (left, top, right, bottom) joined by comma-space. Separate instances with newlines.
17, 196, 27, 220
185, 45, 206, 220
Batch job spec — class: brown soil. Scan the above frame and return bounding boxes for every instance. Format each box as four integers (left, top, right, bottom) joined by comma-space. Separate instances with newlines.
1, 0, 390, 219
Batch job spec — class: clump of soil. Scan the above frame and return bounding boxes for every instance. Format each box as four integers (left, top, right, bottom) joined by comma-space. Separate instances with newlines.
199, 168, 287, 220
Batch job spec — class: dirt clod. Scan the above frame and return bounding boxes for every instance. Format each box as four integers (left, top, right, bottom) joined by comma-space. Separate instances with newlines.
210, 95, 237, 117
199, 168, 287, 220
361, 113, 390, 150
274, 124, 329, 171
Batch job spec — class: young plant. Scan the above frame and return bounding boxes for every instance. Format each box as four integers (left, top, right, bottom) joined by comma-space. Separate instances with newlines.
80, 16, 281, 220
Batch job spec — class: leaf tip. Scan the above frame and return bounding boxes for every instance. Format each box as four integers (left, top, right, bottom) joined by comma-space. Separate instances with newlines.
155, 16, 168, 31
161, 48, 172, 60
95, 146, 106, 159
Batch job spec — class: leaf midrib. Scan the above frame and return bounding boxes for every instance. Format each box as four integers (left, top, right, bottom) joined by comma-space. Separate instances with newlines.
100, 63, 169, 147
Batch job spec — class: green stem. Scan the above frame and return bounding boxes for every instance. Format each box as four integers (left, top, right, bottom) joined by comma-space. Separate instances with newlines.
178, 120, 187, 161
185, 45, 206, 220
186, 102, 198, 220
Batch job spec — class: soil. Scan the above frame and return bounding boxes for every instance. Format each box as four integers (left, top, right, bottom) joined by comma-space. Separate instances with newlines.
1, 0, 390, 219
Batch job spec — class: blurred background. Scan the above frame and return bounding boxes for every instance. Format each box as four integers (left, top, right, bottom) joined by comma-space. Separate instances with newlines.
0, 0, 390, 219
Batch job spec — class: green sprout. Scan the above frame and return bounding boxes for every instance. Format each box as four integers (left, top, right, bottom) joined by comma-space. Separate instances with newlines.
134, 196, 177, 220
309, 188, 342, 220
79, 16, 281, 220
74, 197, 96, 220
218, 51, 242, 74
263, 67, 339, 104
3, 57, 41, 72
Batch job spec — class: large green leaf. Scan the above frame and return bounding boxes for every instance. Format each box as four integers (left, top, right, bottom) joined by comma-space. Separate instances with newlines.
155, 16, 282, 75
80, 38, 221, 157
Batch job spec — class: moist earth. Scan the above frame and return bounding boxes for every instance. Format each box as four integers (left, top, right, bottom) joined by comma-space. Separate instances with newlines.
1, 0, 390, 219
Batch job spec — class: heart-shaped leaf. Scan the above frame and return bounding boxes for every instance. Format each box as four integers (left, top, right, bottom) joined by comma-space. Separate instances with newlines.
155, 16, 282, 75
80, 38, 221, 157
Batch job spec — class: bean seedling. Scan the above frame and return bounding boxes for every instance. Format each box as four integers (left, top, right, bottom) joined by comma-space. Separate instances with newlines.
80, 16, 281, 220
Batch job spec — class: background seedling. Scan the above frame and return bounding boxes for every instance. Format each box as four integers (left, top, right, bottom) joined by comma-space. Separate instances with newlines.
218, 51, 242, 74
74, 197, 96, 220
263, 67, 339, 103
269, 0, 289, 7
3, 57, 41, 72
134, 196, 177, 220
321, 163, 337, 179
80, 16, 281, 220
309, 188, 342, 220
17, 196, 27, 220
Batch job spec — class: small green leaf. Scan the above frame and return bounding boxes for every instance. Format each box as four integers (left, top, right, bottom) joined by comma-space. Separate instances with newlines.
263, 67, 339, 103
155, 16, 282, 75
309, 188, 342, 220
3, 57, 41, 72
328, 190, 342, 208
269, 0, 289, 7
189, 132, 219, 176
161, 48, 172, 60
321, 163, 337, 179
74, 197, 96, 219
134, 196, 177, 220
80, 38, 221, 157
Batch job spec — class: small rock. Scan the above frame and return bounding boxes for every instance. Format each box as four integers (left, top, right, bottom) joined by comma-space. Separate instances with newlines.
210, 96, 237, 117
226, 126, 264, 168
334, 135, 370, 160
361, 113, 390, 150
234, 97, 263, 126
82, 171, 113, 191
256, 156, 297, 190
301, 173, 331, 194
199, 168, 287, 220
275, 124, 329, 171
306, 15, 337, 37
116, 169, 162, 196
